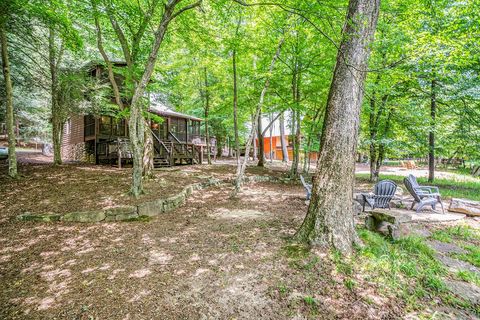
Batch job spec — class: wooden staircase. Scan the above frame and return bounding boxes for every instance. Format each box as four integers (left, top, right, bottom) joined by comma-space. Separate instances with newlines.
151, 130, 200, 168
153, 157, 171, 168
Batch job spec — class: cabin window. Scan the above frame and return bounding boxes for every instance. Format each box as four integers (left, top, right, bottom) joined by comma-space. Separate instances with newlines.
177, 119, 186, 142
99, 116, 112, 135
112, 118, 125, 136
189, 120, 200, 137
84, 115, 96, 137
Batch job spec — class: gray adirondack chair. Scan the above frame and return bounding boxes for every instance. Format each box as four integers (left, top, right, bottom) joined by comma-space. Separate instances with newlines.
361, 180, 397, 211
300, 175, 312, 200
404, 174, 444, 213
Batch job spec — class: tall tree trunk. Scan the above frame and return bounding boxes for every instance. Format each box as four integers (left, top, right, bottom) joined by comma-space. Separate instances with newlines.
429, 77, 436, 182
290, 109, 301, 178
290, 61, 301, 177
204, 67, 212, 165
232, 49, 240, 167
257, 108, 264, 167
233, 37, 284, 196
49, 26, 63, 166
279, 112, 289, 162
0, 23, 17, 178
295, 0, 380, 255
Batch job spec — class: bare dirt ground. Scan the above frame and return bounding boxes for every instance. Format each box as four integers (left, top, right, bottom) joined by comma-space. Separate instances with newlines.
1, 153, 478, 319
0, 156, 404, 319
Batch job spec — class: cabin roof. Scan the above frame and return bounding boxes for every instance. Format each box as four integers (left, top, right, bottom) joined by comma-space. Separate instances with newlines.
149, 104, 202, 121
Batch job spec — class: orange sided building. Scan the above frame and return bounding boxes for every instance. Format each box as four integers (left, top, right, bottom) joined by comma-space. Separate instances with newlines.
256, 135, 319, 162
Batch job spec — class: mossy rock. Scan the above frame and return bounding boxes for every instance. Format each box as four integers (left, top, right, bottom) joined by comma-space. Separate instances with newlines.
17, 213, 61, 222
61, 210, 106, 222
138, 199, 164, 217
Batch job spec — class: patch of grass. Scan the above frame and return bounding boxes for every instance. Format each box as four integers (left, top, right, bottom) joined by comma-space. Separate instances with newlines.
283, 243, 311, 260
302, 295, 318, 316
432, 225, 480, 243
277, 283, 290, 296
356, 173, 480, 201
357, 229, 448, 310
332, 250, 353, 276
303, 295, 317, 306
344, 278, 356, 291
457, 270, 480, 287
454, 245, 480, 268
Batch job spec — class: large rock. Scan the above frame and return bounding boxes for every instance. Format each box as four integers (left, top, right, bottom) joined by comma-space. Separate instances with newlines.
444, 280, 480, 305
448, 198, 480, 216
17, 212, 61, 222
138, 199, 164, 217
104, 206, 138, 221
61, 210, 106, 222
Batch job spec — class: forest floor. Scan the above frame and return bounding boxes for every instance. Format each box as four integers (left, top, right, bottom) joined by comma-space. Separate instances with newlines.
1, 153, 480, 319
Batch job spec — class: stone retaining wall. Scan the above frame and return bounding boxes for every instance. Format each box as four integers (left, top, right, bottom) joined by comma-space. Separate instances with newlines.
17, 175, 287, 223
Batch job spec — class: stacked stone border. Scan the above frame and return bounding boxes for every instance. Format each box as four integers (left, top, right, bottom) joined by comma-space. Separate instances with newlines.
16, 175, 288, 223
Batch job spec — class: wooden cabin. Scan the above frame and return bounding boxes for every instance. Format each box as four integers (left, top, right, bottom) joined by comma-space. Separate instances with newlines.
62, 109, 216, 167
61, 62, 216, 167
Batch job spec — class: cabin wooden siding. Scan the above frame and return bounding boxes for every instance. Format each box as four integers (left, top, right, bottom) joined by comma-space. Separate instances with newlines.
61, 114, 89, 162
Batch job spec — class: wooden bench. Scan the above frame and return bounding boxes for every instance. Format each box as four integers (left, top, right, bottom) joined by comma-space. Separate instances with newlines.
365, 209, 412, 240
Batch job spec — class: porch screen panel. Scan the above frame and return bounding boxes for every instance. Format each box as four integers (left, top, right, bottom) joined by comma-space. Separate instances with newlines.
99, 116, 112, 135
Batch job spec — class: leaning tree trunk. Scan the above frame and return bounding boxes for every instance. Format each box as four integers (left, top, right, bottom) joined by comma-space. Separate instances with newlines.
0, 22, 17, 178
279, 112, 289, 162
428, 77, 436, 182
295, 0, 380, 255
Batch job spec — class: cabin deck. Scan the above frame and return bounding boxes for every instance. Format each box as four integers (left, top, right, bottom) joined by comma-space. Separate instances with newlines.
96, 137, 210, 168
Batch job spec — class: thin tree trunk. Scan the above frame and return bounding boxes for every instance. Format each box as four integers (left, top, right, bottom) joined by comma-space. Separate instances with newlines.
204, 67, 211, 165
290, 109, 301, 178
295, 0, 380, 255
232, 37, 284, 196
49, 26, 63, 165
429, 77, 436, 182
257, 108, 264, 167
279, 112, 289, 162
269, 112, 273, 162
233, 49, 240, 167
0, 22, 17, 178
143, 119, 154, 177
